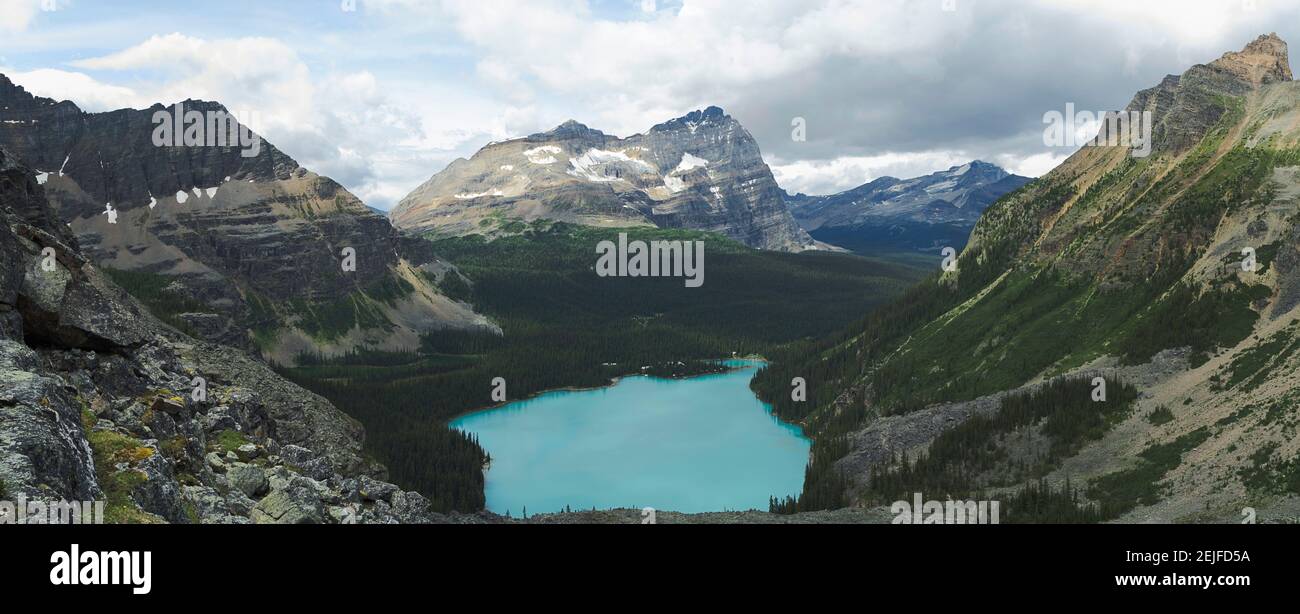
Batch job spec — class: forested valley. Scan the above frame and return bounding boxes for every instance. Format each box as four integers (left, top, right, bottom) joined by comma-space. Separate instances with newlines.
278, 222, 926, 512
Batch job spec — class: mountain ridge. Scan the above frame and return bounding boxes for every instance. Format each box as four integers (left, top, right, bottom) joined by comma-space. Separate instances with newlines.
390, 106, 814, 252
0, 74, 495, 365
785, 160, 1032, 255
753, 33, 1300, 522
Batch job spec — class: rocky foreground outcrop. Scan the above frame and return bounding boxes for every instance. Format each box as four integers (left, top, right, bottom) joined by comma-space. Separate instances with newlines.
391, 106, 813, 252
0, 146, 461, 523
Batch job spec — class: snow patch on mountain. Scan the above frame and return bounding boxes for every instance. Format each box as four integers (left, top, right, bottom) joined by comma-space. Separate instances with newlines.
675, 152, 709, 173
524, 145, 562, 165
664, 175, 688, 193
567, 148, 655, 183
454, 189, 505, 200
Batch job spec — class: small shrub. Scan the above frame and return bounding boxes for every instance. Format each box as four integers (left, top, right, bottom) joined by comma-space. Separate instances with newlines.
216, 429, 249, 455
1147, 406, 1174, 426
86, 430, 159, 524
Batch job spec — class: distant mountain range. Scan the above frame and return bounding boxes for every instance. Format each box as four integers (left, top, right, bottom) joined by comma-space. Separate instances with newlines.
785, 161, 1032, 256
391, 106, 813, 252
0, 74, 494, 364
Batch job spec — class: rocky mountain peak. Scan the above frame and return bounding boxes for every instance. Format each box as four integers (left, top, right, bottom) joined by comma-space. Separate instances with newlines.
1208, 32, 1292, 86
0, 74, 79, 119
1, 73, 53, 106
650, 106, 732, 134
951, 160, 1011, 183
532, 119, 606, 142
391, 104, 811, 251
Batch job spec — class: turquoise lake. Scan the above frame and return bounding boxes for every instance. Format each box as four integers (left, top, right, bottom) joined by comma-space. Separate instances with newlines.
449, 360, 811, 515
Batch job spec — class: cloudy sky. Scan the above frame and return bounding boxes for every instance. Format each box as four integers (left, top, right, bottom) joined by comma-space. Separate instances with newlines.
1, 0, 1297, 208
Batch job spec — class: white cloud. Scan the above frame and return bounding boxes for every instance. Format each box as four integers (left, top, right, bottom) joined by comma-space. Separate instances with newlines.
771, 152, 974, 196
0, 68, 145, 111
8, 33, 504, 209
428, 0, 1297, 192
433, 0, 960, 136
997, 151, 1070, 179
772, 147, 1071, 196
0, 0, 40, 33
71, 34, 314, 134
7, 0, 1297, 208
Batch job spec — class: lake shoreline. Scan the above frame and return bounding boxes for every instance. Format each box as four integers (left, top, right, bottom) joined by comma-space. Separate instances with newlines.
445, 356, 768, 425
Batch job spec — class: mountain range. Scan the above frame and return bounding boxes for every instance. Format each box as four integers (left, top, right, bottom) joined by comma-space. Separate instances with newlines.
785, 161, 1032, 255
0, 75, 495, 365
390, 106, 814, 252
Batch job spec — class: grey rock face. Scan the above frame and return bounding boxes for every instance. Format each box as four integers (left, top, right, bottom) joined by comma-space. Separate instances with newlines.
251, 490, 322, 525
357, 475, 399, 503
182, 485, 228, 522
130, 447, 187, 523
227, 464, 269, 498
0, 340, 99, 501
1122, 33, 1292, 155
391, 106, 813, 252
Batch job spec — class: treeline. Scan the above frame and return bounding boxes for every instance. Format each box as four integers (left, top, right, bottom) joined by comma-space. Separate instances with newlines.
999, 477, 1110, 524
1117, 280, 1269, 368
101, 268, 209, 336
277, 366, 490, 512
860, 376, 1138, 522
433, 225, 923, 347
768, 435, 849, 513
769, 376, 1140, 519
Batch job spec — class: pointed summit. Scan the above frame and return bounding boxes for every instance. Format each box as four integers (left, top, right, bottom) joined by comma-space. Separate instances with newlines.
1209, 33, 1292, 86
532, 119, 605, 141
650, 106, 733, 133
